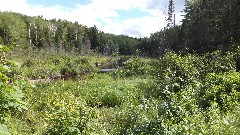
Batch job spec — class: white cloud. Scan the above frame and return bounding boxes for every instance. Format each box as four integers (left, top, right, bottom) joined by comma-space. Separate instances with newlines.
86, 0, 148, 10
0, 0, 30, 13
0, 0, 185, 37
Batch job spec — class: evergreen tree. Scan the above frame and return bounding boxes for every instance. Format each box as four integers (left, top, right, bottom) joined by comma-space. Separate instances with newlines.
167, 0, 175, 28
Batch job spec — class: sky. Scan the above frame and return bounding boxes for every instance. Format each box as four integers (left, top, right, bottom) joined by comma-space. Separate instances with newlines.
0, 0, 185, 37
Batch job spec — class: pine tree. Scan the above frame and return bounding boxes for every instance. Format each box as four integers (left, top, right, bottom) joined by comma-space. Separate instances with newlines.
167, 0, 175, 28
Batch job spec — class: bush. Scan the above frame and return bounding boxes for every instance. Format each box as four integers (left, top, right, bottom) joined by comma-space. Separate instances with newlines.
233, 46, 240, 71
113, 56, 152, 77
200, 51, 236, 75
151, 52, 200, 98
136, 51, 240, 134
20, 55, 95, 79
59, 57, 93, 77
197, 71, 240, 110
43, 92, 95, 135
114, 99, 163, 135
100, 90, 122, 107
0, 45, 30, 134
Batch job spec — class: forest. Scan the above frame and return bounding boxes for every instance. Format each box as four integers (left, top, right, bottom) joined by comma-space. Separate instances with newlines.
1, 0, 240, 134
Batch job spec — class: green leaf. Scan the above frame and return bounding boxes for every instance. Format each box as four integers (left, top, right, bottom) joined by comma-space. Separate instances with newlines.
0, 45, 9, 52
0, 124, 10, 135
13, 85, 20, 91
2, 65, 11, 72
7, 60, 20, 67
0, 72, 8, 82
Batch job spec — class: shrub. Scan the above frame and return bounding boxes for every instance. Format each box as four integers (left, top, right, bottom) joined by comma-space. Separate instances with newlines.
151, 52, 200, 98
233, 46, 240, 71
43, 92, 96, 135
21, 59, 35, 67
0, 45, 30, 134
197, 71, 240, 110
100, 90, 122, 107
201, 51, 236, 75
60, 57, 93, 77
113, 56, 152, 77
114, 99, 163, 135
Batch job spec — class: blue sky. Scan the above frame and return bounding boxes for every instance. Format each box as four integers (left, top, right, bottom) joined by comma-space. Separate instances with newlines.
0, 0, 185, 37
27, 0, 89, 7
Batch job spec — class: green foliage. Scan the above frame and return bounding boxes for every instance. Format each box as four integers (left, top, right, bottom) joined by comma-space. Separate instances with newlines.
21, 73, 145, 134
113, 56, 152, 77
152, 52, 199, 98
0, 12, 27, 46
5, 46, 240, 134
100, 90, 122, 107
181, 0, 240, 54
197, 72, 240, 110
17, 52, 99, 79
43, 93, 95, 135
113, 99, 164, 134
0, 124, 10, 135
116, 51, 240, 134
202, 51, 236, 74
74, 74, 140, 108
25, 81, 97, 134
2, 1, 240, 134
148, 51, 236, 99
59, 56, 93, 77
0, 45, 30, 134
233, 46, 240, 71
0, 12, 144, 56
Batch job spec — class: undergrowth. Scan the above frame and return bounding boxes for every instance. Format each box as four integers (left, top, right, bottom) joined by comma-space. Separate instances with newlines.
3, 48, 240, 134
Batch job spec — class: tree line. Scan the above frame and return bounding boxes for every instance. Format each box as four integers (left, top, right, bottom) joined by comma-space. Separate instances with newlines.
0, 0, 239, 56
139, 0, 240, 57
0, 12, 141, 55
